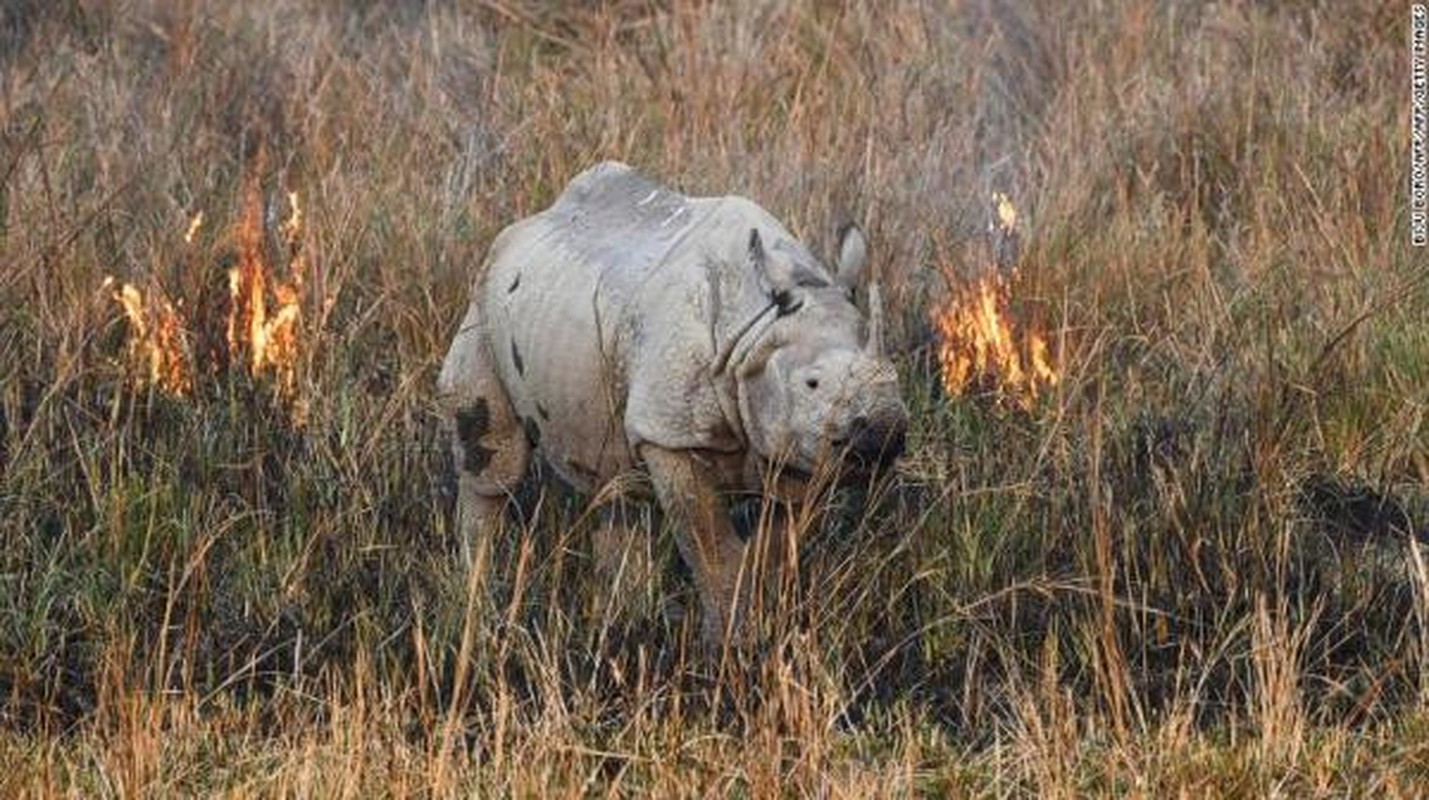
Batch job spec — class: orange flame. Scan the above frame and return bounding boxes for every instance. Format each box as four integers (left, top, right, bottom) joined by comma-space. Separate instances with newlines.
227, 183, 304, 397
184, 211, 204, 245
108, 173, 309, 412
932, 193, 1058, 408
106, 278, 192, 396
933, 274, 1058, 407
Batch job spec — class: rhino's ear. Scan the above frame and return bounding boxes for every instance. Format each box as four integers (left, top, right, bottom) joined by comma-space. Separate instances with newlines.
834, 223, 868, 290
750, 228, 798, 301
749, 228, 767, 272
836, 222, 885, 355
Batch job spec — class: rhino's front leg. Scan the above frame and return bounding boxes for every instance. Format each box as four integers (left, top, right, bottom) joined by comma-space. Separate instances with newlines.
641, 444, 749, 649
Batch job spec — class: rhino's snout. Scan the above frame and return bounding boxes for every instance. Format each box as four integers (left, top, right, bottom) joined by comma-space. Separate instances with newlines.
835, 412, 907, 472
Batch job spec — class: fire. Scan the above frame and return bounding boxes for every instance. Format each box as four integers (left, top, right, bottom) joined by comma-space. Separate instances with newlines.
105, 278, 192, 396
933, 274, 1058, 406
932, 192, 1059, 408
227, 182, 305, 396
994, 191, 1018, 231
184, 211, 204, 245
108, 172, 309, 410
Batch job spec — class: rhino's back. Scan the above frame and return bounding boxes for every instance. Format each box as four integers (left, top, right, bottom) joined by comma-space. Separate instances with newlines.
540, 161, 714, 284
477, 162, 734, 490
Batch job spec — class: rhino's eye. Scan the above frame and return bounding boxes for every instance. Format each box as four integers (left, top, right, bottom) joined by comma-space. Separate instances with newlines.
805, 378, 820, 390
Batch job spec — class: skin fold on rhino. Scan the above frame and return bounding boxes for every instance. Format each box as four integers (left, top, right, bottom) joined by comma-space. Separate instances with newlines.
437, 161, 908, 647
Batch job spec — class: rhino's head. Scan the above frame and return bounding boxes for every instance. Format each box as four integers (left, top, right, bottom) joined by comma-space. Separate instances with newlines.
735, 224, 909, 481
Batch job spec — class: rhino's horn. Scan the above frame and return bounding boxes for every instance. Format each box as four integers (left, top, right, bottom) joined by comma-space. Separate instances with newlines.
865, 282, 885, 355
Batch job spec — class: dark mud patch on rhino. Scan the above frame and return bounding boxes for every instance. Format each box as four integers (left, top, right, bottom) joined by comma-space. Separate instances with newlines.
455, 399, 494, 474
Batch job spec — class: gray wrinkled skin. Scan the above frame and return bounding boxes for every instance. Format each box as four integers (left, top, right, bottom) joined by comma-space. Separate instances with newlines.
438, 161, 908, 646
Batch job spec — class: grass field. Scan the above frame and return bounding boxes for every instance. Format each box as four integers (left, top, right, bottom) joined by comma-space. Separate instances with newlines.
2, 0, 1427, 795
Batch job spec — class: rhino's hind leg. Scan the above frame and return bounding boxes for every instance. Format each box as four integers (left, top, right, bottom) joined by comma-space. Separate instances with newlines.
438, 303, 531, 566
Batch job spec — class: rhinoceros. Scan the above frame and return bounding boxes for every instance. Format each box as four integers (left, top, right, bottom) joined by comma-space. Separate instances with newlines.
438, 161, 908, 645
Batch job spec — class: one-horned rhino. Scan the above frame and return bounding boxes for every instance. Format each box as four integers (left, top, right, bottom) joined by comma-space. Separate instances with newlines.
438, 161, 908, 645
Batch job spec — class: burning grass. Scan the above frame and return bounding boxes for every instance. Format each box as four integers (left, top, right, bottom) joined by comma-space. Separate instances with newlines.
104, 278, 193, 397
227, 181, 306, 400
106, 167, 308, 413
932, 194, 1060, 408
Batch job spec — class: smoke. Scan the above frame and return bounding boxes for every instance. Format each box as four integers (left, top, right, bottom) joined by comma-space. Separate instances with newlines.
958, 0, 1059, 271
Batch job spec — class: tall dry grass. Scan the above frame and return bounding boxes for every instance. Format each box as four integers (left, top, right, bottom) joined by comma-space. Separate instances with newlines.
1, 0, 1426, 795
